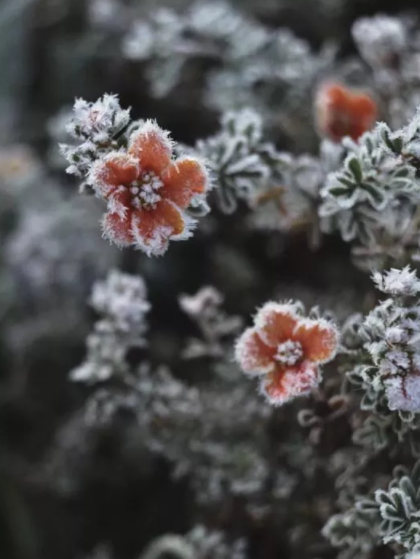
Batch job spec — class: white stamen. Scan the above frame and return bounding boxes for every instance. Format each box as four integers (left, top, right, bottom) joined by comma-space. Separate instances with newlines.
274, 340, 303, 366
130, 170, 164, 209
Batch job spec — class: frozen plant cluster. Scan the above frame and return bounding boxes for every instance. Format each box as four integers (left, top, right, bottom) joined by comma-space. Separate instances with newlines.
352, 14, 420, 128
60, 94, 131, 186
194, 108, 284, 214
71, 270, 150, 383
76, 348, 277, 509
119, 0, 331, 124
5, 196, 116, 309
335, 267, 420, 452
10, 2, 420, 559
324, 460, 420, 559
319, 116, 420, 271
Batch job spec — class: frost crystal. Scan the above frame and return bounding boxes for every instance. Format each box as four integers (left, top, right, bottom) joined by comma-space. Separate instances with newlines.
385, 375, 420, 412
373, 267, 420, 296
60, 94, 130, 180
67, 95, 130, 143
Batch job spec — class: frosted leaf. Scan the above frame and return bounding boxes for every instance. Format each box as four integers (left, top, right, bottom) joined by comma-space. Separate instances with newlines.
197, 108, 282, 213
385, 375, 420, 412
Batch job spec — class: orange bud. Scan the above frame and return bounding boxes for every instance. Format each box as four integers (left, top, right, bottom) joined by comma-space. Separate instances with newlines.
315, 82, 377, 142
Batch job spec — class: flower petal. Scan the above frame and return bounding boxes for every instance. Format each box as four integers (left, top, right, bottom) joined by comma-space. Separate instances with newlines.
235, 328, 275, 377
260, 361, 319, 406
130, 200, 186, 256
294, 319, 338, 364
315, 82, 377, 141
107, 185, 132, 219
161, 157, 209, 209
350, 94, 377, 122
90, 153, 139, 198
255, 302, 300, 347
128, 120, 172, 174
102, 210, 134, 247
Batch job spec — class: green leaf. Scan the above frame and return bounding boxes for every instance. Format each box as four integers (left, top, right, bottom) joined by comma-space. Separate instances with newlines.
348, 157, 363, 182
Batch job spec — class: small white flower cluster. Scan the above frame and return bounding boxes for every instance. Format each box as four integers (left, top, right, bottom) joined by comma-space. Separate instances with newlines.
60, 94, 130, 181
70, 270, 150, 383
196, 108, 282, 213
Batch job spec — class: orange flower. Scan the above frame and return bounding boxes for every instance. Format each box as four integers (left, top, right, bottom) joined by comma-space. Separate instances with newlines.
235, 302, 338, 406
90, 121, 209, 256
314, 82, 377, 142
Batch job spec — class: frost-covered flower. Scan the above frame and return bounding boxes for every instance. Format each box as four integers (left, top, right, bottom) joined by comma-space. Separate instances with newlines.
235, 302, 338, 406
89, 120, 210, 256
315, 82, 377, 142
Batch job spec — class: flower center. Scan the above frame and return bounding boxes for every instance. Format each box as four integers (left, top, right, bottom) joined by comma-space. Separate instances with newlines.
274, 340, 303, 366
130, 171, 163, 210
